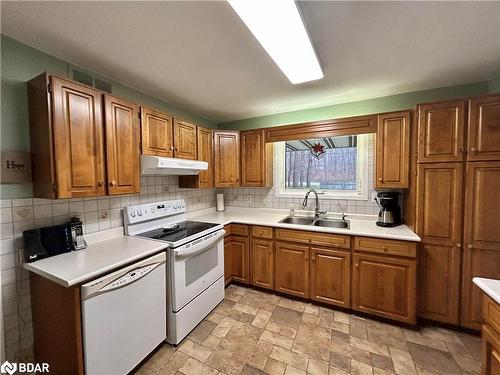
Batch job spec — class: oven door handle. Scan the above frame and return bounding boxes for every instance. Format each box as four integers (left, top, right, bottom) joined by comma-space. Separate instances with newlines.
173, 230, 225, 258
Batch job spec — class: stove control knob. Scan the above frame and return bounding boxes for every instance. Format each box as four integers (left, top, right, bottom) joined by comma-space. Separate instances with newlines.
174, 203, 179, 209
137, 210, 143, 216
130, 211, 136, 218
181, 202, 185, 208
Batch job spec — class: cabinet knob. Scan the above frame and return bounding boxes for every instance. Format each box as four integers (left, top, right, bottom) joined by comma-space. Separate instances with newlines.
355, 263, 359, 268
456, 243, 461, 248
382, 246, 388, 251
467, 244, 473, 249
311, 255, 316, 261
175, 147, 178, 152
378, 177, 383, 182
97, 181, 104, 187
470, 147, 477, 152
110, 180, 117, 187
170, 146, 174, 151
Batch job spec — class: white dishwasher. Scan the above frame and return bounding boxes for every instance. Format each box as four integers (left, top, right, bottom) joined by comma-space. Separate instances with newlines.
81, 252, 166, 375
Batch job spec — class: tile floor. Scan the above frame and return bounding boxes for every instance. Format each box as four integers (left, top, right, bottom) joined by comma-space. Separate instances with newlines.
136, 285, 482, 375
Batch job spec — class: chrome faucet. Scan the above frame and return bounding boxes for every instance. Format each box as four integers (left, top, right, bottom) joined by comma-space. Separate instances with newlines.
302, 189, 326, 219
337, 202, 346, 221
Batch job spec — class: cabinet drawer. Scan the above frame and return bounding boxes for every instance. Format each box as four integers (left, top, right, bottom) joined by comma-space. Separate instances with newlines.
275, 228, 350, 249
230, 224, 249, 237
252, 226, 273, 239
353, 237, 416, 258
484, 295, 500, 334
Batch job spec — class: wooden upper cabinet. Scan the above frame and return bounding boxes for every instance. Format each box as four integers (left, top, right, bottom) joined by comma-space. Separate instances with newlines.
140, 106, 173, 157
310, 247, 350, 308
104, 95, 140, 195
275, 242, 309, 298
375, 111, 410, 189
468, 94, 500, 161
214, 130, 240, 187
416, 163, 463, 245
179, 126, 213, 188
28, 74, 106, 198
417, 100, 466, 163
352, 253, 416, 324
173, 118, 197, 160
251, 238, 274, 290
241, 129, 273, 187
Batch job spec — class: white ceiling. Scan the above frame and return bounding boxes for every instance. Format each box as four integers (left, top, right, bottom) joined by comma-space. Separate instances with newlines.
2, 1, 500, 123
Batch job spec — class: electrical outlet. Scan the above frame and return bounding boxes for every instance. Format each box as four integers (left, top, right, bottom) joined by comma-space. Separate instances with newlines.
371, 192, 377, 203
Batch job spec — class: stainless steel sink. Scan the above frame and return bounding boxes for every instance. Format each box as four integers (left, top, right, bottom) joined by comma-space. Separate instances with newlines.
313, 219, 350, 229
279, 216, 315, 225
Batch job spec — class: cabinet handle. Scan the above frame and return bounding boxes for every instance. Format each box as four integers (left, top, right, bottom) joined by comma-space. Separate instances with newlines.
170, 146, 174, 151
355, 263, 359, 268
382, 246, 387, 251
378, 177, 383, 182
467, 244, 473, 249
311, 254, 316, 261
109, 180, 117, 187
97, 181, 104, 187
456, 243, 461, 247
470, 147, 477, 152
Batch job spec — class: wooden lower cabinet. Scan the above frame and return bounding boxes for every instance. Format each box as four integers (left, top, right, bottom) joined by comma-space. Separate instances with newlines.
251, 238, 274, 290
230, 235, 250, 284
482, 325, 500, 375
352, 253, 416, 324
275, 242, 309, 298
418, 243, 461, 324
310, 247, 350, 308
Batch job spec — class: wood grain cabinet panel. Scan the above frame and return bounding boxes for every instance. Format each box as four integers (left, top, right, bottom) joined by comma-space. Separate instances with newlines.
241, 129, 273, 187
352, 253, 416, 324
310, 247, 350, 308
417, 100, 466, 163
252, 226, 273, 239
353, 237, 416, 258
251, 238, 274, 290
375, 111, 410, 189
179, 126, 213, 188
230, 235, 250, 284
140, 106, 173, 157
214, 131, 240, 187
482, 324, 500, 375
51, 76, 106, 198
468, 94, 500, 161
275, 228, 350, 249
275, 242, 309, 298
173, 118, 197, 160
104, 95, 140, 195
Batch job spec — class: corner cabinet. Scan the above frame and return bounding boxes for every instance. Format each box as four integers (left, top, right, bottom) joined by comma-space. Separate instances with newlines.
375, 111, 411, 189
214, 130, 240, 187
104, 95, 141, 195
28, 74, 106, 198
241, 129, 273, 187
179, 126, 213, 188
140, 106, 174, 157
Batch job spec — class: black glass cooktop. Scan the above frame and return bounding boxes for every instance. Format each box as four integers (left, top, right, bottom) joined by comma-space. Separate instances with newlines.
136, 221, 219, 244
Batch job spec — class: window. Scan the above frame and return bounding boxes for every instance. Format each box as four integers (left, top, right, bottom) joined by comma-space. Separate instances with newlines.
275, 134, 369, 200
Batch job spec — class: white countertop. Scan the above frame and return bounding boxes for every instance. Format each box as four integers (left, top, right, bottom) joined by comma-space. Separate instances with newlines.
473, 277, 500, 305
188, 207, 420, 242
24, 227, 167, 287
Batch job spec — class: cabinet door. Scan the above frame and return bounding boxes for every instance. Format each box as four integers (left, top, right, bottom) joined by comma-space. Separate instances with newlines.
197, 127, 213, 187
140, 107, 173, 157
224, 236, 232, 285
51, 76, 105, 198
251, 238, 274, 290
352, 253, 416, 324
214, 131, 240, 187
104, 95, 140, 195
418, 243, 461, 324
482, 325, 500, 375
231, 235, 250, 284
468, 94, 500, 161
417, 100, 466, 162
173, 118, 197, 160
241, 129, 272, 187
375, 111, 410, 188
310, 247, 350, 308
275, 242, 309, 298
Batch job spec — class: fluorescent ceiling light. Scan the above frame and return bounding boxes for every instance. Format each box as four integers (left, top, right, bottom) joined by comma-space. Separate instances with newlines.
228, 0, 323, 84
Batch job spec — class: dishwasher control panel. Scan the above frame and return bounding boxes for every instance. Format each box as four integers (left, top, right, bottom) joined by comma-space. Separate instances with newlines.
101, 264, 158, 291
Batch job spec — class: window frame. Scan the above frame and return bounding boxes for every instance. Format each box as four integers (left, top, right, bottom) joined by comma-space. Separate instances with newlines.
274, 134, 369, 200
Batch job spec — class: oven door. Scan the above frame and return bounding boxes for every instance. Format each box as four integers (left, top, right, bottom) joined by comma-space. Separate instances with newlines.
170, 229, 225, 312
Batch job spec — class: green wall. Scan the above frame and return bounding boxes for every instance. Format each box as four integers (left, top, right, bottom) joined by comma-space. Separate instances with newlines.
489, 71, 500, 93
0, 35, 216, 198
219, 81, 489, 130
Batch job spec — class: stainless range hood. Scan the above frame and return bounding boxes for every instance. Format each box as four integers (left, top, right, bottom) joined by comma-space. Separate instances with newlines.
141, 155, 208, 175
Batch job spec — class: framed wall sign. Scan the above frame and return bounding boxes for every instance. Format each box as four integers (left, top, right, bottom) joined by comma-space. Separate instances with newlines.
1, 151, 32, 184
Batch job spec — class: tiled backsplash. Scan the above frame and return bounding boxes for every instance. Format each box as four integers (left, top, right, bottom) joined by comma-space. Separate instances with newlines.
0, 176, 215, 361
220, 137, 380, 216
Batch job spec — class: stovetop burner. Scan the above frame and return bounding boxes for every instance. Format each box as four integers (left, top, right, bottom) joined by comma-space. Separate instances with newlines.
136, 221, 219, 244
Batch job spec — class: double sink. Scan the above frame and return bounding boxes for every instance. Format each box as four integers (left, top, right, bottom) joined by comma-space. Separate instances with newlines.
279, 215, 350, 229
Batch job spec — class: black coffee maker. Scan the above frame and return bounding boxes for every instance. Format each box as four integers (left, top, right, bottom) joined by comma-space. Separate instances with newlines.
375, 192, 402, 227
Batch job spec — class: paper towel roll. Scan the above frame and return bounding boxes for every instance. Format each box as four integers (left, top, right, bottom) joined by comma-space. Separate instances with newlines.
216, 194, 225, 212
